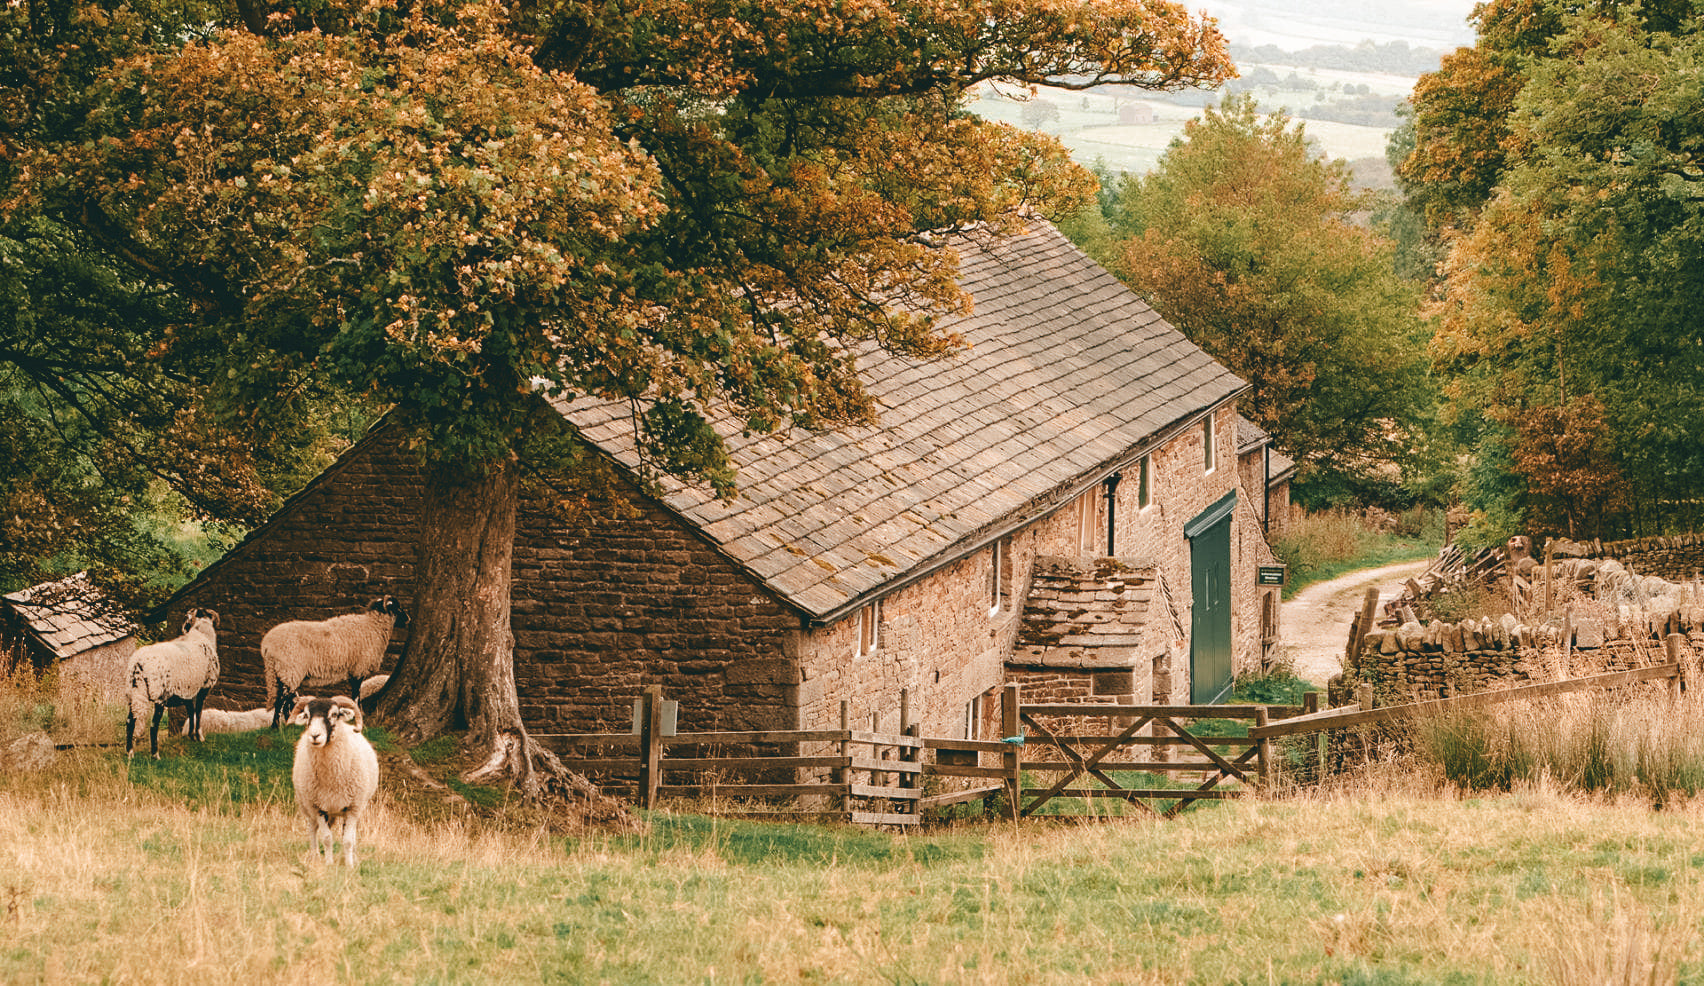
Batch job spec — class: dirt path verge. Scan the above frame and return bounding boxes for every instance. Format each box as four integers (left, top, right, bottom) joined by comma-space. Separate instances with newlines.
1279, 558, 1434, 690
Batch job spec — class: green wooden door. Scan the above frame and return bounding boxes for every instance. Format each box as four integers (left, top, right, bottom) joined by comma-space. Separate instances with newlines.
1186, 491, 1236, 705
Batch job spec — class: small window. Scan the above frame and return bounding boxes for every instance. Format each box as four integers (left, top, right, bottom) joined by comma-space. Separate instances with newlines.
964, 695, 982, 740
1138, 454, 1152, 510
987, 537, 1014, 616
855, 600, 881, 656
1202, 418, 1216, 474
1075, 492, 1097, 554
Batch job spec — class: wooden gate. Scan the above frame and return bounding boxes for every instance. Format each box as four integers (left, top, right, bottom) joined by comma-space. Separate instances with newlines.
1009, 686, 1274, 818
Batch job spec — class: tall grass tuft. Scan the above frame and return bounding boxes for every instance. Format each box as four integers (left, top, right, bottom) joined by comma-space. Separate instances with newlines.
1272, 508, 1442, 596
1413, 691, 1704, 804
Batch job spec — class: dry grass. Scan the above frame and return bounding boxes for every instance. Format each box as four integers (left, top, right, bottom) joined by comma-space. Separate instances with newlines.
6, 671, 1704, 983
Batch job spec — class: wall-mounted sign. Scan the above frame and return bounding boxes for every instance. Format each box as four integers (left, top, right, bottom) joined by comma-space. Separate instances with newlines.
1257, 565, 1287, 586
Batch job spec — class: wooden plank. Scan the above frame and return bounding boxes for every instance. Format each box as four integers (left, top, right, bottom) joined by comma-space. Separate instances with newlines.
1018, 735, 1257, 747
553, 758, 642, 771
917, 785, 1004, 809
1020, 704, 1268, 719
657, 729, 923, 748
649, 755, 850, 771
849, 811, 920, 826
849, 784, 921, 800
663, 729, 850, 745
849, 757, 924, 775
657, 783, 845, 797
847, 730, 925, 749
531, 733, 639, 746
1023, 788, 1243, 801
1248, 663, 1681, 739
1020, 759, 1247, 772
919, 738, 1017, 753
921, 764, 1014, 780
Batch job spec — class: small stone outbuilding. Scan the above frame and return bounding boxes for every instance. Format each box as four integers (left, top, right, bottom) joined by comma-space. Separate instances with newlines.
3, 572, 138, 709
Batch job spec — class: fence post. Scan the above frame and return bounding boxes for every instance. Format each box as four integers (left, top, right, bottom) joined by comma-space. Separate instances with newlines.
838, 701, 851, 816
1303, 691, 1325, 781
1563, 606, 1574, 678
1357, 683, 1374, 711
1667, 633, 1687, 697
898, 689, 915, 803
640, 684, 663, 810
1001, 683, 1021, 822
1254, 707, 1271, 789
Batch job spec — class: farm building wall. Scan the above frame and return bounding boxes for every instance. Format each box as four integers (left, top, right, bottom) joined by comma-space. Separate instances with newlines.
794, 404, 1279, 739
512, 470, 802, 735
167, 422, 805, 734
167, 403, 1279, 739
167, 427, 422, 711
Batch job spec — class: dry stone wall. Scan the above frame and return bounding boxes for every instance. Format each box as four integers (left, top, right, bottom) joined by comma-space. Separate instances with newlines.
1339, 552, 1704, 706
1563, 534, 1704, 584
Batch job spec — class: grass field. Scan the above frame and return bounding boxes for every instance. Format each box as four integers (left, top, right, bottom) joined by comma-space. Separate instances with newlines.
968, 85, 1399, 177
5, 720, 1704, 983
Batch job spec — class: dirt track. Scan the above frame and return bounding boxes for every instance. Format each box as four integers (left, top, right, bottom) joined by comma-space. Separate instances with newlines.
1280, 559, 1433, 689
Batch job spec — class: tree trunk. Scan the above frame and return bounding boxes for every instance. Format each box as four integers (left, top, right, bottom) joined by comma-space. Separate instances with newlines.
374, 454, 634, 819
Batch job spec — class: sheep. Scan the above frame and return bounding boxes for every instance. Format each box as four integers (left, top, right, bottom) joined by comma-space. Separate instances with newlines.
180, 706, 274, 735
263, 596, 409, 729
291, 695, 380, 868
126, 608, 220, 759
282, 676, 391, 727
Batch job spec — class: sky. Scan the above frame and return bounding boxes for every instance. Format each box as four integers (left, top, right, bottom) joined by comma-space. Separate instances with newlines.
1193, 0, 1482, 52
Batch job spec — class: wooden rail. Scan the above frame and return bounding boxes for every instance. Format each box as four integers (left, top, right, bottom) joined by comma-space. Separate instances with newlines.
1249, 662, 1685, 741
534, 654, 1689, 827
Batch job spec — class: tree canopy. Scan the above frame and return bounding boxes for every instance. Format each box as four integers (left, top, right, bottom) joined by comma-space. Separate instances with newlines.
1409, 0, 1704, 542
1097, 95, 1434, 496
1, 0, 1233, 791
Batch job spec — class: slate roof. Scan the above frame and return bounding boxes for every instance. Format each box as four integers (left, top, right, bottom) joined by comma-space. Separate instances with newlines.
1235, 414, 1298, 483
4, 573, 138, 660
1011, 556, 1177, 669
557, 220, 1247, 623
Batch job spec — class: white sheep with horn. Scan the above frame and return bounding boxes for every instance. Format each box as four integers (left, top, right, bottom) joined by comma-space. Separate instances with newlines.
126, 607, 220, 759
262, 596, 408, 729
291, 695, 380, 868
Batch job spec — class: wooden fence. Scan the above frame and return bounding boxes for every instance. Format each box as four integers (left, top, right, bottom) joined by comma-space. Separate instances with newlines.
533, 638, 1704, 827
533, 684, 1320, 826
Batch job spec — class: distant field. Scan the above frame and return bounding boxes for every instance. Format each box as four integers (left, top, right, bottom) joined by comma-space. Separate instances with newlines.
971, 83, 1403, 178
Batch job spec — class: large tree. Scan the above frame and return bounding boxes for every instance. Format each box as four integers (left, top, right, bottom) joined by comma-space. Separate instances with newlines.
1, 0, 1233, 794
1423, 6, 1704, 540
1107, 95, 1434, 490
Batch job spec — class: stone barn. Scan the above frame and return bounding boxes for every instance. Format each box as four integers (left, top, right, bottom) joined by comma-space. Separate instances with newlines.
158, 220, 1286, 739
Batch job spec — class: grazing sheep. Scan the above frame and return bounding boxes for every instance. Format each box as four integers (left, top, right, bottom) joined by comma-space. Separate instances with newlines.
291, 695, 380, 868
284, 676, 391, 727
263, 596, 408, 729
126, 608, 220, 759
180, 706, 274, 735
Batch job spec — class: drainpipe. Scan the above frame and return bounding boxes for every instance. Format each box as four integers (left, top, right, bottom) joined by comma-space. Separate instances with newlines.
1104, 472, 1121, 555
1262, 446, 1271, 535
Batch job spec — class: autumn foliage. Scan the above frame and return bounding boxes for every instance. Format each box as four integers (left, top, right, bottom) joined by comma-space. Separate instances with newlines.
0, 0, 1233, 782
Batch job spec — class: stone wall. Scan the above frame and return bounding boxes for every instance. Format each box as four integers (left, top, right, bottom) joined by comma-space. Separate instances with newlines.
1340, 554, 1704, 706
1572, 534, 1704, 584
514, 472, 803, 736
169, 426, 422, 710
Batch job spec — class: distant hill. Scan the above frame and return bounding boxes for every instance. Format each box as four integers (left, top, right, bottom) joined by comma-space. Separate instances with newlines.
973, 2, 1479, 183
1198, 0, 1477, 51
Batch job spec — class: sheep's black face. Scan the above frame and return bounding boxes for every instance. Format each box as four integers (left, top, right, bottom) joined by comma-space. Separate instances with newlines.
370, 594, 409, 628
181, 607, 219, 634
304, 697, 362, 746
